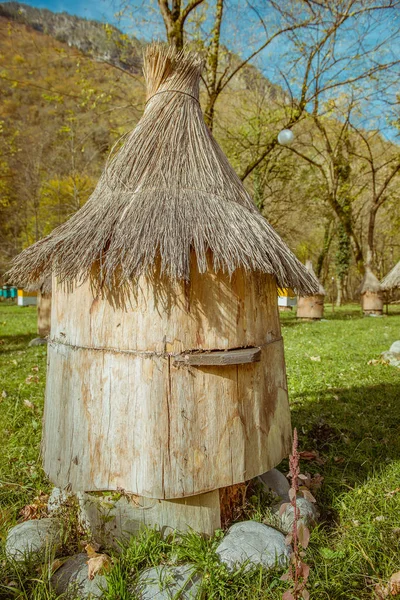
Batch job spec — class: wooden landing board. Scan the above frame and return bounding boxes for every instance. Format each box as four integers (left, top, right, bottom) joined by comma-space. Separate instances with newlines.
173, 347, 261, 366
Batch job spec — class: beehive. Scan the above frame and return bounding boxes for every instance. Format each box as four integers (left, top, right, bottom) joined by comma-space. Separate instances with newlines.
8, 45, 318, 534
297, 260, 326, 320
359, 268, 383, 315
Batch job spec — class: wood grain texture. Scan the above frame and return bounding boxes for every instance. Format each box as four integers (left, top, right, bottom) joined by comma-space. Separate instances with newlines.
43, 258, 292, 499
80, 490, 221, 544
361, 291, 384, 314
37, 291, 51, 337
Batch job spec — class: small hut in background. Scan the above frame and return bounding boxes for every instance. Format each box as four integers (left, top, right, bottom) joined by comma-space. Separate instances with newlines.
381, 260, 400, 293
7, 45, 318, 536
359, 267, 384, 315
297, 260, 326, 320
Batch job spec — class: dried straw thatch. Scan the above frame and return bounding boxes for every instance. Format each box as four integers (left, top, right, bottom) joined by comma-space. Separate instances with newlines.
7, 45, 318, 295
358, 267, 382, 295
381, 260, 400, 291
299, 260, 326, 296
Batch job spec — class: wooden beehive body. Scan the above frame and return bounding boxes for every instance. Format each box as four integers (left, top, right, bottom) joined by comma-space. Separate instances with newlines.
361, 291, 383, 315
43, 259, 292, 500
37, 290, 52, 337
297, 294, 324, 320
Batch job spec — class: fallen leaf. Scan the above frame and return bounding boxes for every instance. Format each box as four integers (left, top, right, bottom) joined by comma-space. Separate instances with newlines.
385, 488, 400, 498
389, 571, 400, 594
25, 375, 39, 384
310, 356, 321, 362
85, 542, 101, 558
299, 450, 326, 465
1, 390, 7, 398
0, 340, 5, 345
302, 590, 310, 600
31, 366, 39, 372
23, 400, 35, 409
282, 591, 295, 600
334, 456, 345, 464
87, 554, 111, 580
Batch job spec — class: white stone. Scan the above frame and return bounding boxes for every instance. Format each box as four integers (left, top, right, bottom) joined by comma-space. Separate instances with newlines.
389, 340, 400, 355
381, 351, 400, 368
136, 564, 201, 599
216, 521, 290, 571
5, 518, 62, 561
28, 337, 47, 346
258, 469, 290, 500
277, 497, 318, 534
51, 553, 107, 599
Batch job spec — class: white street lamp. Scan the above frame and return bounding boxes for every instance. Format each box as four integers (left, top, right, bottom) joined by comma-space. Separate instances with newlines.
277, 129, 295, 146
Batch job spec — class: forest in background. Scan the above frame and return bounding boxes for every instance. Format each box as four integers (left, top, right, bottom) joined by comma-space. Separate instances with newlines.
0, 0, 399, 303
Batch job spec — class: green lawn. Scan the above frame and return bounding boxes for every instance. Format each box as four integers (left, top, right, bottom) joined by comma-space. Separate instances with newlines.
0, 302, 400, 599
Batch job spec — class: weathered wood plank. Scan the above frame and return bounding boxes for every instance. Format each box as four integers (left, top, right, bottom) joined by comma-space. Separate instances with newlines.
173, 347, 261, 366
44, 256, 292, 500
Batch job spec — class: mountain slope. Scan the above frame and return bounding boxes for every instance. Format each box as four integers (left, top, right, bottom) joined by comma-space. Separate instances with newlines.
0, 1, 143, 72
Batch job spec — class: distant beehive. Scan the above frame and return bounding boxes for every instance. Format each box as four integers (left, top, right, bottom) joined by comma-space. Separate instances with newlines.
17, 289, 37, 306
278, 288, 297, 311
8, 46, 318, 534
359, 268, 383, 315
297, 261, 326, 320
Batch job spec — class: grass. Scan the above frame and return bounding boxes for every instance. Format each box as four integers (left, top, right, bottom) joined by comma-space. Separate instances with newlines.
0, 301, 400, 599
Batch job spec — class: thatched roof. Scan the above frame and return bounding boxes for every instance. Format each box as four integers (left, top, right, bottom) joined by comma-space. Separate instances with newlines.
7, 45, 318, 295
299, 260, 326, 296
358, 267, 382, 294
381, 260, 400, 290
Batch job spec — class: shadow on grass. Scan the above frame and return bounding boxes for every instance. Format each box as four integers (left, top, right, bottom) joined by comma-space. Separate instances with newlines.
289, 380, 400, 521
0, 333, 43, 353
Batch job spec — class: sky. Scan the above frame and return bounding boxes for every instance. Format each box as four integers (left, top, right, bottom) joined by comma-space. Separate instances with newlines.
4, 0, 400, 141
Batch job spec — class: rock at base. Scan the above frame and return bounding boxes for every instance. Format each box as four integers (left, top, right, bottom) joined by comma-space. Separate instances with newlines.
216, 521, 290, 571
5, 518, 62, 561
51, 553, 107, 599
258, 469, 290, 500
381, 350, 400, 368
28, 337, 47, 346
389, 340, 400, 354
136, 564, 201, 599
277, 497, 318, 534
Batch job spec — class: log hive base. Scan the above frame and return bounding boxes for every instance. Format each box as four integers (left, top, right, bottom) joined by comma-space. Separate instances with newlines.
297, 294, 324, 320
361, 291, 384, 315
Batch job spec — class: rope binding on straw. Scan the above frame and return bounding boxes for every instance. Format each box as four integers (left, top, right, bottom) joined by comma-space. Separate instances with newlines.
145, 89, 200, 106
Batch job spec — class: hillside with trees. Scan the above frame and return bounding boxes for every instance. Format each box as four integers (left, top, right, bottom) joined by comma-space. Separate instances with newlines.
0, 1, 399, 303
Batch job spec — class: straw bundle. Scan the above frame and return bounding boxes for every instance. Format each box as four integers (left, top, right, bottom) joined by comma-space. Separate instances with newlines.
381, 260, 400, 291
299, 260, 326, 297
358, 267, 382, 294
7, 45, 318, 295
